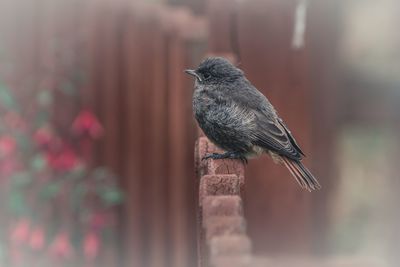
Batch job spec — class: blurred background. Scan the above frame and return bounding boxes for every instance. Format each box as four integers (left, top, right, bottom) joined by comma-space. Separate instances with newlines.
0, 0, 399, 266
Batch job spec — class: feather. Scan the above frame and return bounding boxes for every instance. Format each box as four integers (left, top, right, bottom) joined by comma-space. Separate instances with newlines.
281, 157, 321, 191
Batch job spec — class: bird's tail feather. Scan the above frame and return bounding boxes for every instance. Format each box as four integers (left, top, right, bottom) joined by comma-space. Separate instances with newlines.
281, 157, 321, 191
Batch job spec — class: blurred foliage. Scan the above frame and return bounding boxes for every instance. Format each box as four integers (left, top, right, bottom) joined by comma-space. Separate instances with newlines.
0, 77, 124, 266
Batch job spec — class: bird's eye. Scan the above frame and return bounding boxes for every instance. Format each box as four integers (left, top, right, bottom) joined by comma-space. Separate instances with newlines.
203, 73, 211, 80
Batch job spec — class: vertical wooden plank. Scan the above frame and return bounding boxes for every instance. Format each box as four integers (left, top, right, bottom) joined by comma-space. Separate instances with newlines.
182, 53, 198, 267
120, 6, 144, 267
167, 32, 187, 267
90, 3, 124, 266
96, 1, 122, 173
146, 7, 168, 267
52, 0, 83, 131
81, 0, 101, 112
131, 6, 169, 267
207, 0, 236, 54
166, 19, 197, 267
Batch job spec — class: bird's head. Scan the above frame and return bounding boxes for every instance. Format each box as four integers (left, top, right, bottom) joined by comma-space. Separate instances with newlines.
184, 57, 243, 85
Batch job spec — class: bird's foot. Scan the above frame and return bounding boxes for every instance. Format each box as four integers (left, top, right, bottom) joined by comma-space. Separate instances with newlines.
201, 153, 225, 161
202, 151, 248, 164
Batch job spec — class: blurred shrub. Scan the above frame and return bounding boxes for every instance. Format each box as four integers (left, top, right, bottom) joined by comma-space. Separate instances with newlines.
0, 80, 123, 266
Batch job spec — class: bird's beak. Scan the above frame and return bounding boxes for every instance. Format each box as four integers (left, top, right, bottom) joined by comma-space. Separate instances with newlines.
184, 69, 202, 82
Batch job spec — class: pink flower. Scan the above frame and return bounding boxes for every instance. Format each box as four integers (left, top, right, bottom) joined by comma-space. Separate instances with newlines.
83, 231, 100, 260
0, 135, 16, 157
29, 227, 45, 250
72, 110, 103, 139
49, 232, 74, 259
46, 145, 79, 171
10, 219, 30, 244
34, 126, 55, 148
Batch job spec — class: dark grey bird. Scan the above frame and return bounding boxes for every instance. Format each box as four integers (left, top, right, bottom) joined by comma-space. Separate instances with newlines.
185, 57, 321, 191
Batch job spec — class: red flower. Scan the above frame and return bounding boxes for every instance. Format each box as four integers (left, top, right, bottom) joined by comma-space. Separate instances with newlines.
29, 227, 45, 250
0, 135, 16, 158
72, 110, 103, 139
10, 219, 30, 244
83, 231, 100, 260
49, 232, 74, 259
46, 145, 80, 171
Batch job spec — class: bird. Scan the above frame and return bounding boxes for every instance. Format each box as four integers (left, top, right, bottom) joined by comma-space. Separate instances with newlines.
185, 57, 321, 191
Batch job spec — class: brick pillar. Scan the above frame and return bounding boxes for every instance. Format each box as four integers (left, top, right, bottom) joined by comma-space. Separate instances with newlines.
195, 137, 255, 267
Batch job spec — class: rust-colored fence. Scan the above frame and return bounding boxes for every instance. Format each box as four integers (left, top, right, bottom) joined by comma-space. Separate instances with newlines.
82, 3, 207, 267
1, 0, 344, 266
1, 1, 206, 266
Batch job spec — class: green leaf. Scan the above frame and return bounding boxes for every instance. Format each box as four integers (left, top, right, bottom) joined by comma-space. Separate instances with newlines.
30, 153, 47, 172
10, 172, 32, 188
92, 167, 118, 182
36, 90, 53, 107
100, 188, 124, 206
60, 81, 77, 95
8, 192, 27, 215
0, 82, 16, 109
14, 132, 31, 152
35, 110, 50, 126
40, 182, 61, 199
70, 183, 87, 211
67, 163, 87, 179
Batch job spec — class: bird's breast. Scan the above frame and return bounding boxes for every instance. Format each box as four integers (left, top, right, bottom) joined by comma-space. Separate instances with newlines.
192, 88, 214, 118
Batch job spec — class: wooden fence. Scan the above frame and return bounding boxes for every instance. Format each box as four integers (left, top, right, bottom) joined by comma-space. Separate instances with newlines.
82, 3, 207, 267
1, 1, 206, 266
1, 0, 345, 266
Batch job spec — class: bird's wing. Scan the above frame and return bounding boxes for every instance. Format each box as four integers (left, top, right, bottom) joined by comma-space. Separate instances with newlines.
250, 112, 304, 160
228, 82, 304, 160
276, 117, 305, 157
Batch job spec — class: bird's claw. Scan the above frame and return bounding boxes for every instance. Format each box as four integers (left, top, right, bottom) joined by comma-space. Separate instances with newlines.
201, 152, 248, 164
201, 153, 222, 161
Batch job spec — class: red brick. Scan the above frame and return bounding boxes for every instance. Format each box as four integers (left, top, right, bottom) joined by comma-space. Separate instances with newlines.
204, 216, 246, 241
208, 234, 252, 257
194, 138, 202, 178
196, 137, 210, 178
196, 138, 245, 190
202, 196, 243, 225
199, 174, 240, 205
205, 142, 245, 178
